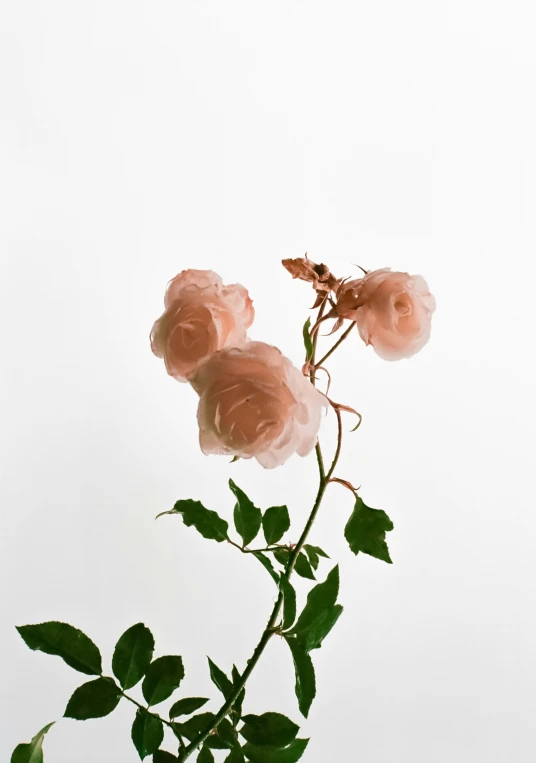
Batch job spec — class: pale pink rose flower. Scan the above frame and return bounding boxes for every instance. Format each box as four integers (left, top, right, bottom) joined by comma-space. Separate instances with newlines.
150, 269, 254, 381
190, 341, 327, 469
336, 268, 436, 360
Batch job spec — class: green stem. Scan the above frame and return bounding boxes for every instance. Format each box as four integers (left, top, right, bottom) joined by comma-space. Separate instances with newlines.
179, 451, 331, 760
285, 444, 329, 576
227, 539, 286, 554
179, 302, 345, 761
310, 299, 327, 479
316, 321, 356, 368
101, 676, 177, 734
326, 406, 343, 482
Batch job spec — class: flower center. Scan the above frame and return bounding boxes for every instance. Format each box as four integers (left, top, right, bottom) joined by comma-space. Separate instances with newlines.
394, 297, 411, 315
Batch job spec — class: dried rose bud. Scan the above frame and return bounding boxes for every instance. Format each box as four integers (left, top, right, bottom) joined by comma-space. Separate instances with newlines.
282, 256, 339, 294
334, 277, 363, 318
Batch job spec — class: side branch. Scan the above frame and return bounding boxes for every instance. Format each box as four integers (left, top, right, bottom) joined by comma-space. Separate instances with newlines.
316, 321, 356, 368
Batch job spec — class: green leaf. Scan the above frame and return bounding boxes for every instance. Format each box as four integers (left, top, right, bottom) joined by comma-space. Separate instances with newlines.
16, 622, 102, 675
344, 496, 394, 563
287, 567, 342, 651
173, 712, 215, 741
293, 553, 315, 580
272, 549, 290, 568
262, 506, 290, 546
291, 565, 339, 634
204, 735, 231, 750
285, 638, 316, 718
198, 746, 214, 763
302, 317, 313, 362
11, 722, 54, 763
224, 749, 245, 763
208, 657, 233, 700
64, 677, 121, 720
297, 605, 343, 651
112, 623, 154, 690
142, 656, 185, 706
153, 752, 178, 763
231, 665, 245, 723
280, 577, 296, 631
303, 546, 319, 570
230, 480, 262, 547
305, 544, 329, 559
132, 710, 164, 760
157, 499, 228, 543
242, 738, 309, 763
169, 697, 209, 719
240, 713, 299, 748
303, 544, 329, 571
252, 552, 280, 584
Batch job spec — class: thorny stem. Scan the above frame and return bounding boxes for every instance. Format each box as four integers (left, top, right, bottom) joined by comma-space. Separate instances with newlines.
179, 302, 352, 760
180, 463, 329, 760
315, 321, 356, 368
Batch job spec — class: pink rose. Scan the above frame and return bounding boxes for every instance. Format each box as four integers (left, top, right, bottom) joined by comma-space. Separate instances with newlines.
190, 341, 327, 468
150, 269, 254, 381
336, 269, 436, 360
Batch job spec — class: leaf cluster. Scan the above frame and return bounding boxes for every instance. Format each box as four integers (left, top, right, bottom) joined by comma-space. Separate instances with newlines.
13, 483, 395, 762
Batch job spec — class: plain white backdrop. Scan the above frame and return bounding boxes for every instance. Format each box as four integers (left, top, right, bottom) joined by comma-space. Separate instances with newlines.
1, 2, 535, 761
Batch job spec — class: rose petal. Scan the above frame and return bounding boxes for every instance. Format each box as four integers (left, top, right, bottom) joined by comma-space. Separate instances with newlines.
191, 341, 326, 468
151, 270, 254, 381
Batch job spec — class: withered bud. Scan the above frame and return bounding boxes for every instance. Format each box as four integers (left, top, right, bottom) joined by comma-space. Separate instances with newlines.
334, 277, 364, 320
282, 255, 339, 294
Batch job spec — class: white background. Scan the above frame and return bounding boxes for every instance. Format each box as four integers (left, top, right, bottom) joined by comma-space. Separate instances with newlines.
1, 2, 535, 762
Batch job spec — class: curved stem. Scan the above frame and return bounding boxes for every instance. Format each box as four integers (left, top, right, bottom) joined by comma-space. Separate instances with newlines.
314, 437, 325, 482
326, 406, 343, 482
179, 303, 345, 761
180, 452, 331, 760
285, 444, 329, 576
310, 299, 327, 479
316, 321, 356, 368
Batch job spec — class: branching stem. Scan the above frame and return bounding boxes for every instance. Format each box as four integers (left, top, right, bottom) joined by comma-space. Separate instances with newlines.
179, 303, 352, 760
101, 675, 178, 736
227, 539, 286, 554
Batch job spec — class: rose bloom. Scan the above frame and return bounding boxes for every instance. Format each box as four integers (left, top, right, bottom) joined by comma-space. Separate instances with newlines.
190, 341, 327, 469
336, 268, 436, 360
150, 269, 254, 381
